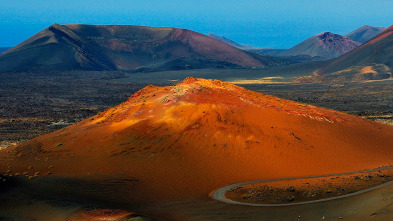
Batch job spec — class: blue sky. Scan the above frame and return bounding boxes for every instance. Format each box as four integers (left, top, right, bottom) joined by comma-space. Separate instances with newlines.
1, 0, 392, 48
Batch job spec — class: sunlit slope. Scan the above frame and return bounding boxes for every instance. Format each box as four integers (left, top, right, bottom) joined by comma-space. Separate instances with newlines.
1, 77, 393, 200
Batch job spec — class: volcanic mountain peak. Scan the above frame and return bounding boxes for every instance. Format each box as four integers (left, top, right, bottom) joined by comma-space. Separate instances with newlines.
345, 25, 386, 43
315, 31, 335, 37
315, 32, 355, 44
363, 24, 393, 46
93, 77, 348, 132
0, 24, 284, 72
177, 77, 243, 91
278, 31, 361, 59
358, 25, 386, 31
315, 32, 348, 40
295, 24, 393, 83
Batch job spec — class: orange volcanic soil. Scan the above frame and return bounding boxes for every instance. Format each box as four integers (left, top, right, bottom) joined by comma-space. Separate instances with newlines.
66, 209, 150, 221
68, 209, 133, 220
1, 77, 393, 204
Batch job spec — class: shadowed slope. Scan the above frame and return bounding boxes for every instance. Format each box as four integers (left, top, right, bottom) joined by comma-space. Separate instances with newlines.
0, 24, 286, 72
0, 24, 116, 71
1, 78, 393, 211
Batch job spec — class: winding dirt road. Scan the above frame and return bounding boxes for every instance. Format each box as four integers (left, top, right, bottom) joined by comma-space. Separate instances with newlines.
211, 166, 393, 207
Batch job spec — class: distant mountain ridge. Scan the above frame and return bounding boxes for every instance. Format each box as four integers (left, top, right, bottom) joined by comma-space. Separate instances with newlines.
0, 24, 288, 72
0, 47, 10, 54
276, 32, 361, 60
345, 25, 386, 43
296, 25, 393, 83
207, 33, 265, 50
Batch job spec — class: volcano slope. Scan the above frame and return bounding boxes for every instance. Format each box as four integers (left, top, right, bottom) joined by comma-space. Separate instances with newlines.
1, 78, 393, 220
345, 25, 386, 44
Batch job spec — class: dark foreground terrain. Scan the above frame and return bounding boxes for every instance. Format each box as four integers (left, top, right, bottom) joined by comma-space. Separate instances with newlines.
1, 70, 392, 148
0, 71, 147, 148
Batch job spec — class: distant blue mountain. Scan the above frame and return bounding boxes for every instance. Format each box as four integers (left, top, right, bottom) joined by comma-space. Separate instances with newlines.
0, 47, 10, 54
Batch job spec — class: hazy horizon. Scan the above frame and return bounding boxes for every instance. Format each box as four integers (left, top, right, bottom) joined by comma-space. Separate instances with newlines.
1, 0, 392, 48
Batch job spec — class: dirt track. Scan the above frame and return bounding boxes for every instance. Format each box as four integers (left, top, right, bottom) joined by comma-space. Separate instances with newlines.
212, 166, 393, 207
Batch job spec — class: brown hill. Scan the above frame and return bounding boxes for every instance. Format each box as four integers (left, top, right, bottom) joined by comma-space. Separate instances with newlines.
0, 24, 283, 72
1, 77, 393, 210
345, 25, 386, 44
278, 32, 361, 60
296, 25, 393, 83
